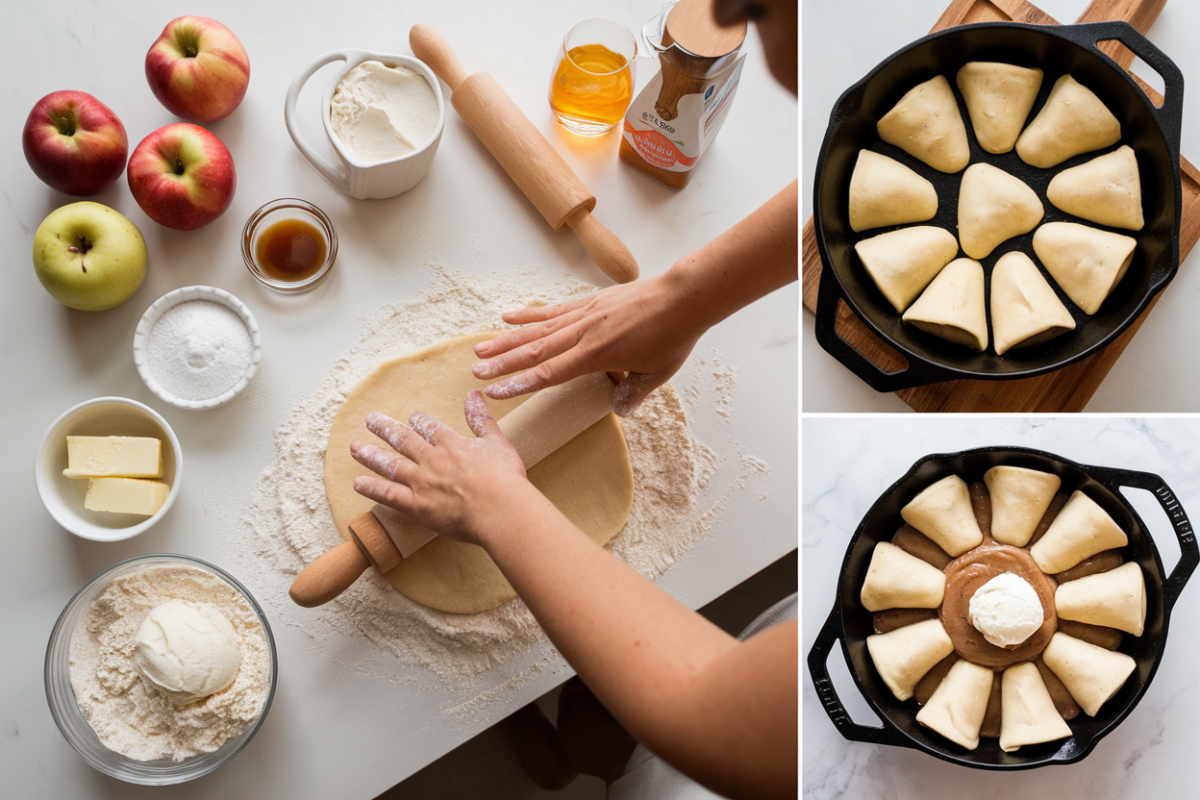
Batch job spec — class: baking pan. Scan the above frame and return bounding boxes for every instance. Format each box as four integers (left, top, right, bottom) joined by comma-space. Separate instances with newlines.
813, 22, 1183, 392
807, 446, 1198, 769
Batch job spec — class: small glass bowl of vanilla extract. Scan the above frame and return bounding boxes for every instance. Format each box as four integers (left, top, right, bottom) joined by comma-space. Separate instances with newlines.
242, 198, 338, 293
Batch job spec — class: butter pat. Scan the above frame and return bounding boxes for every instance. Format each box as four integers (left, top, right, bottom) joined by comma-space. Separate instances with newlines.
84, 477, 170, 516
330, 61, 439, 163
64, 436, 163, 479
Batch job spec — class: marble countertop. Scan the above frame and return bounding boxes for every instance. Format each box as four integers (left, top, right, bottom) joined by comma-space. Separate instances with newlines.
802, 0, 1200, 411
803, 417, 1197, 797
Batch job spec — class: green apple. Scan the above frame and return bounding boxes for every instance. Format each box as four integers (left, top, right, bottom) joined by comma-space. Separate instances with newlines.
32, 202, 147, 310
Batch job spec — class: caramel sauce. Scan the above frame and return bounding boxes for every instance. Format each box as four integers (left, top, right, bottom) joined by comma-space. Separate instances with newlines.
255, 218, 327, 282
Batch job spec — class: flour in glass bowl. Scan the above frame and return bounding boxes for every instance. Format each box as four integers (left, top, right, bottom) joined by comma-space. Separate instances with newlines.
244, 267, 763, 689
147, 300, 254, 401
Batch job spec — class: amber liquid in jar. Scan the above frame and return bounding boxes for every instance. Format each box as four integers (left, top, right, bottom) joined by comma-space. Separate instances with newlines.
550, 44, 634, 129
255, 218, 327, 282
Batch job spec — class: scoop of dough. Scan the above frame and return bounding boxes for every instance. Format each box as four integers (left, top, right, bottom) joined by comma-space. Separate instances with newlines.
984, 465, 1062, 546
1055, 561, 1146, 636
915, 658, 993, 750
1042, 632, 1136, 717
999, 661, 1073, 752
854, 226, 959, 313
865, 618, 955, 701
989, 251, 1076, 356
901, 258, 987, 351
877, 75, 970, 173
900, 474, 984, 557
1047, 145, 1144, 231
956, 61, 1044, 154
860, 541, 947, 612
849, 150, 939, 232
1016, 75, 1121, 168
1032, 222, 1137, 316
958, 163, 1044, 259
1029, 490, 1128, 574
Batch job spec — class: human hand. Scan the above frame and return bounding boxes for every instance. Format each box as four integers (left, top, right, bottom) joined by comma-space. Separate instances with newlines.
349, 389, 530, 547
471, 271, 703, 416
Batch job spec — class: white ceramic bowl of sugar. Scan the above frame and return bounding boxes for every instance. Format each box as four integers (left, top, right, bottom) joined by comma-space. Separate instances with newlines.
36, 397, 183, 541
134, 286, 262, 410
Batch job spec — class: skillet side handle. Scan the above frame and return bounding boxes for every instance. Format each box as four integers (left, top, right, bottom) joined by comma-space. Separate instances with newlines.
813, 266, 946, 393
806, 605, 912, 748
1098, 466, 1199, 612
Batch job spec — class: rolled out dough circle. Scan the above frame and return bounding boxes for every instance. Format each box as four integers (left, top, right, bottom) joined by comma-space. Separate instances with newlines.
325, 333, 635, 614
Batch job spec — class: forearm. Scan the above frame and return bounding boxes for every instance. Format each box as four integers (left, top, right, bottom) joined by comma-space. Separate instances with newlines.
665, 179, 798, 334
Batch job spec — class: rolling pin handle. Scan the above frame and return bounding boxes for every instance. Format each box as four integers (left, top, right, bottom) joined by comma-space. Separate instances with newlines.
566, 210, 639, 284
410, 24, 470, 92
289, 540, 371, 608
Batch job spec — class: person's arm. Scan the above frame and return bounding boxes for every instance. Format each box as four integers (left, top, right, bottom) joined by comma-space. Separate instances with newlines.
472, 179, 798, 414
350, 394, 797, 800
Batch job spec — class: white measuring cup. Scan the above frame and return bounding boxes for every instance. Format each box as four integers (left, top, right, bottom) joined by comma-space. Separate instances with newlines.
284, 49, 445, 200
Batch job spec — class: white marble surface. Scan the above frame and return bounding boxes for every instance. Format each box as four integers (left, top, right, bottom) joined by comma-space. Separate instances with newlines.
803, 416, 1198, 797
0, 1, 797, 798
802, 0, 1200, 412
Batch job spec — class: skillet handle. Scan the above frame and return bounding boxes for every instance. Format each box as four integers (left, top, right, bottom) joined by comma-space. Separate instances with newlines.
1093, 465, 1199, 612
1065, 20, 1185, 154
806, 604, 912, 749
814, 266, 950, 393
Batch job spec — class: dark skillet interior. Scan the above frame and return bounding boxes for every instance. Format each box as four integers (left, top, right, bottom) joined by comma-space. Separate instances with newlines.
815, 23, 1179, 380
836, 448, 1167, 768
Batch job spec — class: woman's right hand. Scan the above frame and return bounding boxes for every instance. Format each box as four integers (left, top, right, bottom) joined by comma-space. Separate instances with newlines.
471, 271, 703, 416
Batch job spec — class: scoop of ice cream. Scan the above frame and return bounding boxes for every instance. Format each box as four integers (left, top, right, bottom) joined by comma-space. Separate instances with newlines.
969, 572, 1044, 648
133, 599, 242, 704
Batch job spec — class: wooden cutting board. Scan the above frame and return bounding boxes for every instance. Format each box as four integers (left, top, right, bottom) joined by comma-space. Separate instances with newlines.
802, 0, 1200, 412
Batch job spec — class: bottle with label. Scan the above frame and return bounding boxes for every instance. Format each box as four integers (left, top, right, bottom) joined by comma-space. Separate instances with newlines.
619, 0, 746, 189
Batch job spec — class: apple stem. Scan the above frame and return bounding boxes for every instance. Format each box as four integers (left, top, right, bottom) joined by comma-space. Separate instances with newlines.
174, 157, 186, 175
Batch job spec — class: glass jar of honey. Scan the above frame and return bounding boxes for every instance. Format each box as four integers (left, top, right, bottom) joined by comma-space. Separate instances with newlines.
619, 0, 746, 189
548, 17, 638, 136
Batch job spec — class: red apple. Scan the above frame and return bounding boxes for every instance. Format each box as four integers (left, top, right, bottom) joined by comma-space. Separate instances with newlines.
145, 16, 250, 122
22, 91, 128, 195
128, 123, 236, 231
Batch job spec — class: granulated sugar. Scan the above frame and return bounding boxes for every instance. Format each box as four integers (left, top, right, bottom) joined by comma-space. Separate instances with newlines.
147, 300, 253, 401
243, 267, 753, 687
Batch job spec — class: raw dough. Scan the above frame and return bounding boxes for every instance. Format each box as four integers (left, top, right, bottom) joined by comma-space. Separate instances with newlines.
902, 257, 988, 351
989, 251, 1076, 355
1030, 490, 1128, 575
984, 465, 1062, 547
1046, 145, 1144, 231
854, 226, 959, 313
1032, 221, 1137, 315
957, 163, 1043, 260
866, 617, 955, 701
877, 75, 970, 173
1016, 75, 1121, 169
916, 657, 994, 750
999, 661, 1073, 751
1042, 632, 1136, 717
860, 541, 946, 612
900, 474, 984, 557
1055, 561, 1146, 636
325, 333, 635, 614
848, 149, 938, 232
956, 61, 1044, 155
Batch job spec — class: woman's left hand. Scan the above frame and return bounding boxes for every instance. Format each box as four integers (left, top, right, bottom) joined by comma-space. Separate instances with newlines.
349, 389, 530, 547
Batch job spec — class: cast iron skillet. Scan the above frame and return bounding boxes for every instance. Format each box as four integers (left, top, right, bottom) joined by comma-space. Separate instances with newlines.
807, 446, 1198, 769
813, 22, 1184, 392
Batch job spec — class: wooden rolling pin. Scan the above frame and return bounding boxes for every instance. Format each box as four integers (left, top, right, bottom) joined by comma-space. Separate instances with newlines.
409, 23, 638, 284
289, 372, 618, 607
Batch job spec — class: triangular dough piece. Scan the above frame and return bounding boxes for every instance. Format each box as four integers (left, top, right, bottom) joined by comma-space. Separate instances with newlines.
1029, 490, 1128, 574
1055, 562, 1146, 636
1016, 75, 1121, 168
877, 75, 970, 173
1042, 632, 1136, 717
958, 163, 1044, 259
989, 251, 1076, 355
1047, 145, 1144, 231
916, 658, 993, 750
984, 465, 1062, 546
956, 61, 1044, 154
854, 226, 959, 313
902, 258, 988, 351
860, 541, 947, 612
999, 661, 1073, 752
849, 150, 939, 232
1032, 221, 1137, 315
900, 474, 984, 557
865, 618, 955, 701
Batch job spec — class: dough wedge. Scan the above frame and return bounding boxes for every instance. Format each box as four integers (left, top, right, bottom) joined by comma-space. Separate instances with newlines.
849, 150, 939, 232
1000, 661, 1073, 751
866, 618, 955, 701
877, 75, 970, 173
958, 163, 1043, 259
984, 465, 1062, 546
902, 258, 988, 351
900, 474, 984, 557
1042, 632, 1136, 717
860, 541, 947, 612
1055, 561, 1146, 637
1047, 145, 1144, 231
956, 61, 1044, 154
989, 251, 1076, 355
1029, 490, 1128, 574
1032, 222, 1137, 315
1016, 75, 1121, 168
854, 226, 959, 313
916, 658, 994, 750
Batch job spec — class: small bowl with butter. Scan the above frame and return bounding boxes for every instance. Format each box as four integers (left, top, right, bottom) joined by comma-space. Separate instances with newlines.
284, 49, 445, 199
36, 397, 182, 542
